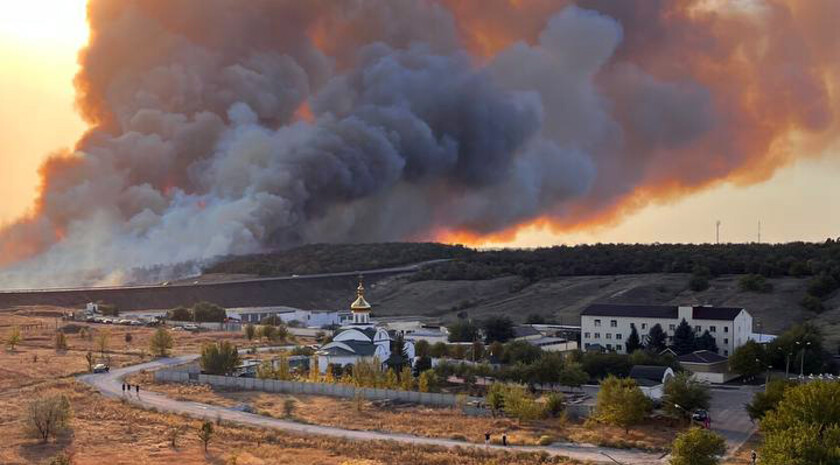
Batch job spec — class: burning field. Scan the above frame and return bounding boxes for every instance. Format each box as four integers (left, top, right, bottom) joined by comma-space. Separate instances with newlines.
1, 0, 838, 287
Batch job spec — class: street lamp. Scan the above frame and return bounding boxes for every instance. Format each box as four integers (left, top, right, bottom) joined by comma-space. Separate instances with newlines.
757, 358, 771, 390
796, 341, 812, 379
778, 347, 793, 380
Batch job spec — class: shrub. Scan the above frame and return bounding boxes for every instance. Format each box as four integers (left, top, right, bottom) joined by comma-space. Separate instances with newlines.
149, 328, 174, 357
800, 294, 824, 313
283, 398, 296, 418
200, 341, 241, 375
6, 326, 22, 351
670, 427, 726, 465
544, 393, 566, 418
596, 376, 649, 433
25, 394, 71, 443
54, 332, 69, 352
739, 274, 773, 293
538, 435, 555, 446
197, 421, 214, 451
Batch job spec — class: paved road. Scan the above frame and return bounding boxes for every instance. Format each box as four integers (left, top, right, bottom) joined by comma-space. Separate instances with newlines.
79, 358, 666, 465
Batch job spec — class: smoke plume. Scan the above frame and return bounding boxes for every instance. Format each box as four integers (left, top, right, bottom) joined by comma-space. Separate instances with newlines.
0, 0, 838, 286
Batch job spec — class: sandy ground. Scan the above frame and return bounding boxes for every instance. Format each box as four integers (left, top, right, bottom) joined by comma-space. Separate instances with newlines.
0, 309, 576, 465
136, 378, 680, 451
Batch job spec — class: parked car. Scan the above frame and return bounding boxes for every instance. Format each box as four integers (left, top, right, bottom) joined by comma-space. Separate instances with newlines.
691, 409, 709, 422
93, 363, 110, 373
183, 323, 199, 332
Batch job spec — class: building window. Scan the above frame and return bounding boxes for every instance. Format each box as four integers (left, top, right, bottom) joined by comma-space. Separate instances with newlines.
594, 319, 601, 327
710, 326, 716, 332
724, 326, 729, 333
642, 323, 647, 330
724, 338, 729, 344
610, 320, 618, 327
724, 350, 729, 356
695, 325, 701, 332
606, 344, 612, 350
669, 324, 676, 331
606, 333, 612, 340
584, 332, 590, 338
616, 344, 623, 352
616, 333, 623, 340
594, 333, 600, 339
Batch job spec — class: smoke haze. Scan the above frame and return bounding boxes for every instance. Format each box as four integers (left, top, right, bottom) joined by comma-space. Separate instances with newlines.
0, 0, 838, 287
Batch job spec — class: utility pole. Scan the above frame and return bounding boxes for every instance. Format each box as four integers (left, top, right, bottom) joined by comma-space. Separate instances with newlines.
757, 220, 761, 244
716, 220, 721, 245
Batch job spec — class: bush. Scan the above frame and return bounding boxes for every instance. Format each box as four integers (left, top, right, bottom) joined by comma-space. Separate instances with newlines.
739, 273, 773, 293
149, 328, 174, 357
663, 372, 711, 419
200, 341, 241, 375
538, 435, 555, 446
746, 379, 793, 421
25, 394, 71, 443
800, 294, 824, 313
54, 332, 69, 351
45, 453, 72, 465
544, 393, 566, 418
670, 427, 726, 465
688, 275, 709, 292
595, 376, 649, 433
283, 398, 296, 418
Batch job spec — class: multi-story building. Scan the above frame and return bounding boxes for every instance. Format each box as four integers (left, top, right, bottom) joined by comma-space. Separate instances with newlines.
580, 303, 753, 356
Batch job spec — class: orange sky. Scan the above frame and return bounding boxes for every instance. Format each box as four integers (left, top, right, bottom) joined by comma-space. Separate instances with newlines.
0, 0, 838, 247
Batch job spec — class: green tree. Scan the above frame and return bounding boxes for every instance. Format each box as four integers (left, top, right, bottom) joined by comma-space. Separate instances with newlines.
501, 385, 546, 423
671, 319, 697, 355
663, 372, 711, 419
482, 316, 515, 343
199, 341, 240, 375
260, 325, 276, 342
447, 320, 479, 343
192, 301, 226, 322
167, 306, 191, 321
429, 342, 448, 358
739, 274, 773, 293
670, 427, 726, 465
625, 324, 642, 354
25, 394, 72, 443
746, 379, 793, 421
486, 382, 506, 417
646, 323, 668, 353
729, 340, 766, 378
760, 381, 840, 464
558, 362, 589, 388
501, 340, 542, 365
7, 326, 22, 351
526, 313, 546, 324
244, 324, 256, 341
595, 375, 649, 433
695, 331, 719, 353
98, 303, 119, 316
197, 421, 214, 452
689, 275, 710, 292
414, 339, 430, 358
149, 328, 174, 357
545, 392, 565, 418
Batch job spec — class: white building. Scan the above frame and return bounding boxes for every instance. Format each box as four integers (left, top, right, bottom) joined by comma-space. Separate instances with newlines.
580, 303, 753, 357
316, 278, 415, 373
228, 306, 347, 328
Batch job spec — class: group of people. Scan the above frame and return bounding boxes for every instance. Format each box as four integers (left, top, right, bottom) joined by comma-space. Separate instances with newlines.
122, 382, 140, 396
484, 431, 508, 447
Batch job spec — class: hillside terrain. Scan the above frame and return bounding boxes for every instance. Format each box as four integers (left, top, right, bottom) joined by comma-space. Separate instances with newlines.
2, 242, 839, 349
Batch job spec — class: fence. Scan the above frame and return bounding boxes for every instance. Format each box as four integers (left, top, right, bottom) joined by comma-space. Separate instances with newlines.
155, 369, 487, 411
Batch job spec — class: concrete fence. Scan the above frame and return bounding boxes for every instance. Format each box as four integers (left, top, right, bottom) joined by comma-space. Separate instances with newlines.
155, 369, 486, 411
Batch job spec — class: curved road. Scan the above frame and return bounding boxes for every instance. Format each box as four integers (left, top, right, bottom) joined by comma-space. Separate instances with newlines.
79, 357, 665, 464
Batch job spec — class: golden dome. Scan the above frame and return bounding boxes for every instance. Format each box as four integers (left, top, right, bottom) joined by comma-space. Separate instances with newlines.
351, 276, 371, 312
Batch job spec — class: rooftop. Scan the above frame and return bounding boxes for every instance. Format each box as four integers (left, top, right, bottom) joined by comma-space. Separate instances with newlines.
678, 350, 729, 364
581, 303, 744, 321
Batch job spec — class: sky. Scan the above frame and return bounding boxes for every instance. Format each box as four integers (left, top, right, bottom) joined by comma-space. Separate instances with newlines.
0, 0, 838, 248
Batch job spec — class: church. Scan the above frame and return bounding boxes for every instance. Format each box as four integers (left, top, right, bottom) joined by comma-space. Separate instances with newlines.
316, 278, 415, 373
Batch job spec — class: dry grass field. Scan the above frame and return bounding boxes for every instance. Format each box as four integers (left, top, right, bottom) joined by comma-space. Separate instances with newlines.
135, 379, 679, 451
0, 307, 576, 464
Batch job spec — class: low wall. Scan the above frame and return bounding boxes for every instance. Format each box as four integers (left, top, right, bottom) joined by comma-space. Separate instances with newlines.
155, 369, 486, 411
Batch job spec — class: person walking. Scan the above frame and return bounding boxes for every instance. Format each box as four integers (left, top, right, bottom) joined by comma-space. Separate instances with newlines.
502, 432, 507, 447
122, 383, 126, 395
484, 432, 490, 447
135, 384, 140, 397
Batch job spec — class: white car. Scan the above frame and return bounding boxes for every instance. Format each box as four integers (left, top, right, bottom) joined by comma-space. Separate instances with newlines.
92, 363, 110, 373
